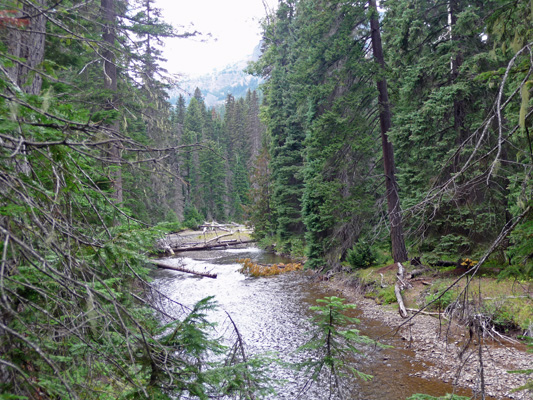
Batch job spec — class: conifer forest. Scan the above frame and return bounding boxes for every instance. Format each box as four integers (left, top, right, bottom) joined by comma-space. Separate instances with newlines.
0, 0, 532, 399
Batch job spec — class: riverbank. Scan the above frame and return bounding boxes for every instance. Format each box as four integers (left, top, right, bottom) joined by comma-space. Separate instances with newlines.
320, 273, 532, 400
155, 233, 531, 399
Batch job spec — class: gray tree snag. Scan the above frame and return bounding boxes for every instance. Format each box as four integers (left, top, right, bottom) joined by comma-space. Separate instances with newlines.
101, 0, 123, 203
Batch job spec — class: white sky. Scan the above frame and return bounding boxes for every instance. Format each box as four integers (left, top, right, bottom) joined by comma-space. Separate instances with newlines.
154, 0, 278, 77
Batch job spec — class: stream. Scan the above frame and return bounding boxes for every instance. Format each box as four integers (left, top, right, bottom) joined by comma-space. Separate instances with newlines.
151, 247, 498, 399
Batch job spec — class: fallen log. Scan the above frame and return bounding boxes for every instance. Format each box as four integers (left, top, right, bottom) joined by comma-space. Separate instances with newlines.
430, 260, 458, 267
199, 224, 232, 232
164, 239, 257, 253
205, 232, 234, 244
151, 261, 217, 278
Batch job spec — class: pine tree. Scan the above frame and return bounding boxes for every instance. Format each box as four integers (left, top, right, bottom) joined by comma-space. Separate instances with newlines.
369, 0, 408, 263
182, 96, 205, 212
253, 0, 306, 248
0, 1, 274, 397
382, 0, 518, 258
101, 0, 123, 204
199, 140, 227, 221
246, 90, 264, 162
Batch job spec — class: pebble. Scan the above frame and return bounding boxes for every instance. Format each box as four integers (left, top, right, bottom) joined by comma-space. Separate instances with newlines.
324, 278, 533, 400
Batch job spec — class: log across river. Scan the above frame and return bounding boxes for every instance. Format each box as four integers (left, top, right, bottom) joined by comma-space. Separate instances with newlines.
151, 247, 505, 400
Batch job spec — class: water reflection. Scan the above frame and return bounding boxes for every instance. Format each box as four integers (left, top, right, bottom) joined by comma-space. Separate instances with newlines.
151, 247, 492, 400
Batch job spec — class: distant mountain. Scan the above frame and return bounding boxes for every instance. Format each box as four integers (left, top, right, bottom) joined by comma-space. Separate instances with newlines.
168, 44, 263, 108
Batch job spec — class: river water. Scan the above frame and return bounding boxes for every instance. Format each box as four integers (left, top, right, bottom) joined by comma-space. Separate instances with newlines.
151, 247, 497, 400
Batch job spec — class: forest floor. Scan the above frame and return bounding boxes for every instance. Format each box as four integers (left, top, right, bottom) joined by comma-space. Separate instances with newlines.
319, 269, 533, 400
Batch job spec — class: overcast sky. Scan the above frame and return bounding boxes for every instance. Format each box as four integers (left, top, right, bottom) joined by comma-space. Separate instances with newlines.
154, 0, 278, 77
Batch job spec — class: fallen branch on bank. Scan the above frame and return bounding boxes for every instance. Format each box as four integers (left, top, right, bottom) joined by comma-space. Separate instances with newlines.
151, 261, 217, 278
395, 262, 411, 319
406, 308, 449, 318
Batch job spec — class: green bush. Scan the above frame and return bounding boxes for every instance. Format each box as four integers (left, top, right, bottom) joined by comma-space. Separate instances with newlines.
425, 287, 455, 310
183, 204, 204, 229
378, 286, 397, 305
347, 241, 377, 270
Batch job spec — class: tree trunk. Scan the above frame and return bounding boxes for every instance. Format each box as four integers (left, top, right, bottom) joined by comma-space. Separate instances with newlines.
5, 0, 46, 95
3, 1, 47, 176
369, 0, 408, 263
449, 0, 467, 172
101, 0, 122, 203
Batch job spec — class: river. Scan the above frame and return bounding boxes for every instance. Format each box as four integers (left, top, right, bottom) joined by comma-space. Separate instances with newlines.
151, 246, 499, 399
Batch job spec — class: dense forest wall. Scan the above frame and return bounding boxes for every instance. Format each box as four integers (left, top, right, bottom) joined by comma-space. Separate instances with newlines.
246, 0, 532, 276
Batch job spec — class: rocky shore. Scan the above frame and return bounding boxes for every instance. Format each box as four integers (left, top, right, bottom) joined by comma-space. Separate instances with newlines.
323, 276, 533, 400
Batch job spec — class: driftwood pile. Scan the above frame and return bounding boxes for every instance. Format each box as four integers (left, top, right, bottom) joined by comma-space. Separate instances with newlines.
156, 222, 256, 255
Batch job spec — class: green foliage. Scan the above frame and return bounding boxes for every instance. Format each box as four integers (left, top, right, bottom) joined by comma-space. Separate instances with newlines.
0, 2, 272, 398
198, 140, 227, 222
295, 296, 383, 398
425, 285, 456, 311
347, 242, 378, 270
251, 1, 306, 243
499, 212, 533, 280
183, 203, 204, 229
247, 146, 273, 239
377, 286, 398, 305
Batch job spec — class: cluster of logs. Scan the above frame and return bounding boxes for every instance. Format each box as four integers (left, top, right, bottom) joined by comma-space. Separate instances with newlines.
156, 223, 255, 255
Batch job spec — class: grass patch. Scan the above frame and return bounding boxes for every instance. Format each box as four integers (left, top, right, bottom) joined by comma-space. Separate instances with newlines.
347, 261, 533, 335
377, 286, 397, 305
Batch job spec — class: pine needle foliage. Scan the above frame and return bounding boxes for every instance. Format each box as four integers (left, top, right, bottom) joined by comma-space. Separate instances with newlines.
0, 1, 273, 398
295, 296, 385, 399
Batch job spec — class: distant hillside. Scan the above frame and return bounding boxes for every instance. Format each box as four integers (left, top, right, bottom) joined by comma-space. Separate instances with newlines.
169, 44, 263, 108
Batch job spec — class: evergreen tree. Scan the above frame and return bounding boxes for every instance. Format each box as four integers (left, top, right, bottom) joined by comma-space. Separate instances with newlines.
382, 0, 522, 259
246, 89, 264, 162
252, 0, 306, 248
101, 0, 124, 204
199, 140, 227, 221
248, 145, 274, 237
296, 0, 380, 269
182, 96, 205, 211
231, 154, 251, 221
0, 1, 273, 398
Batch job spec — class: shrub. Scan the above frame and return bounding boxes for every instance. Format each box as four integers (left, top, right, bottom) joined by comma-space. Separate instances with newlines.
347, 241, 377, 270
183, 204, 203, 229
378, 286, 397, 305
295, 297, 384, 398
425, 286, 455, 310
